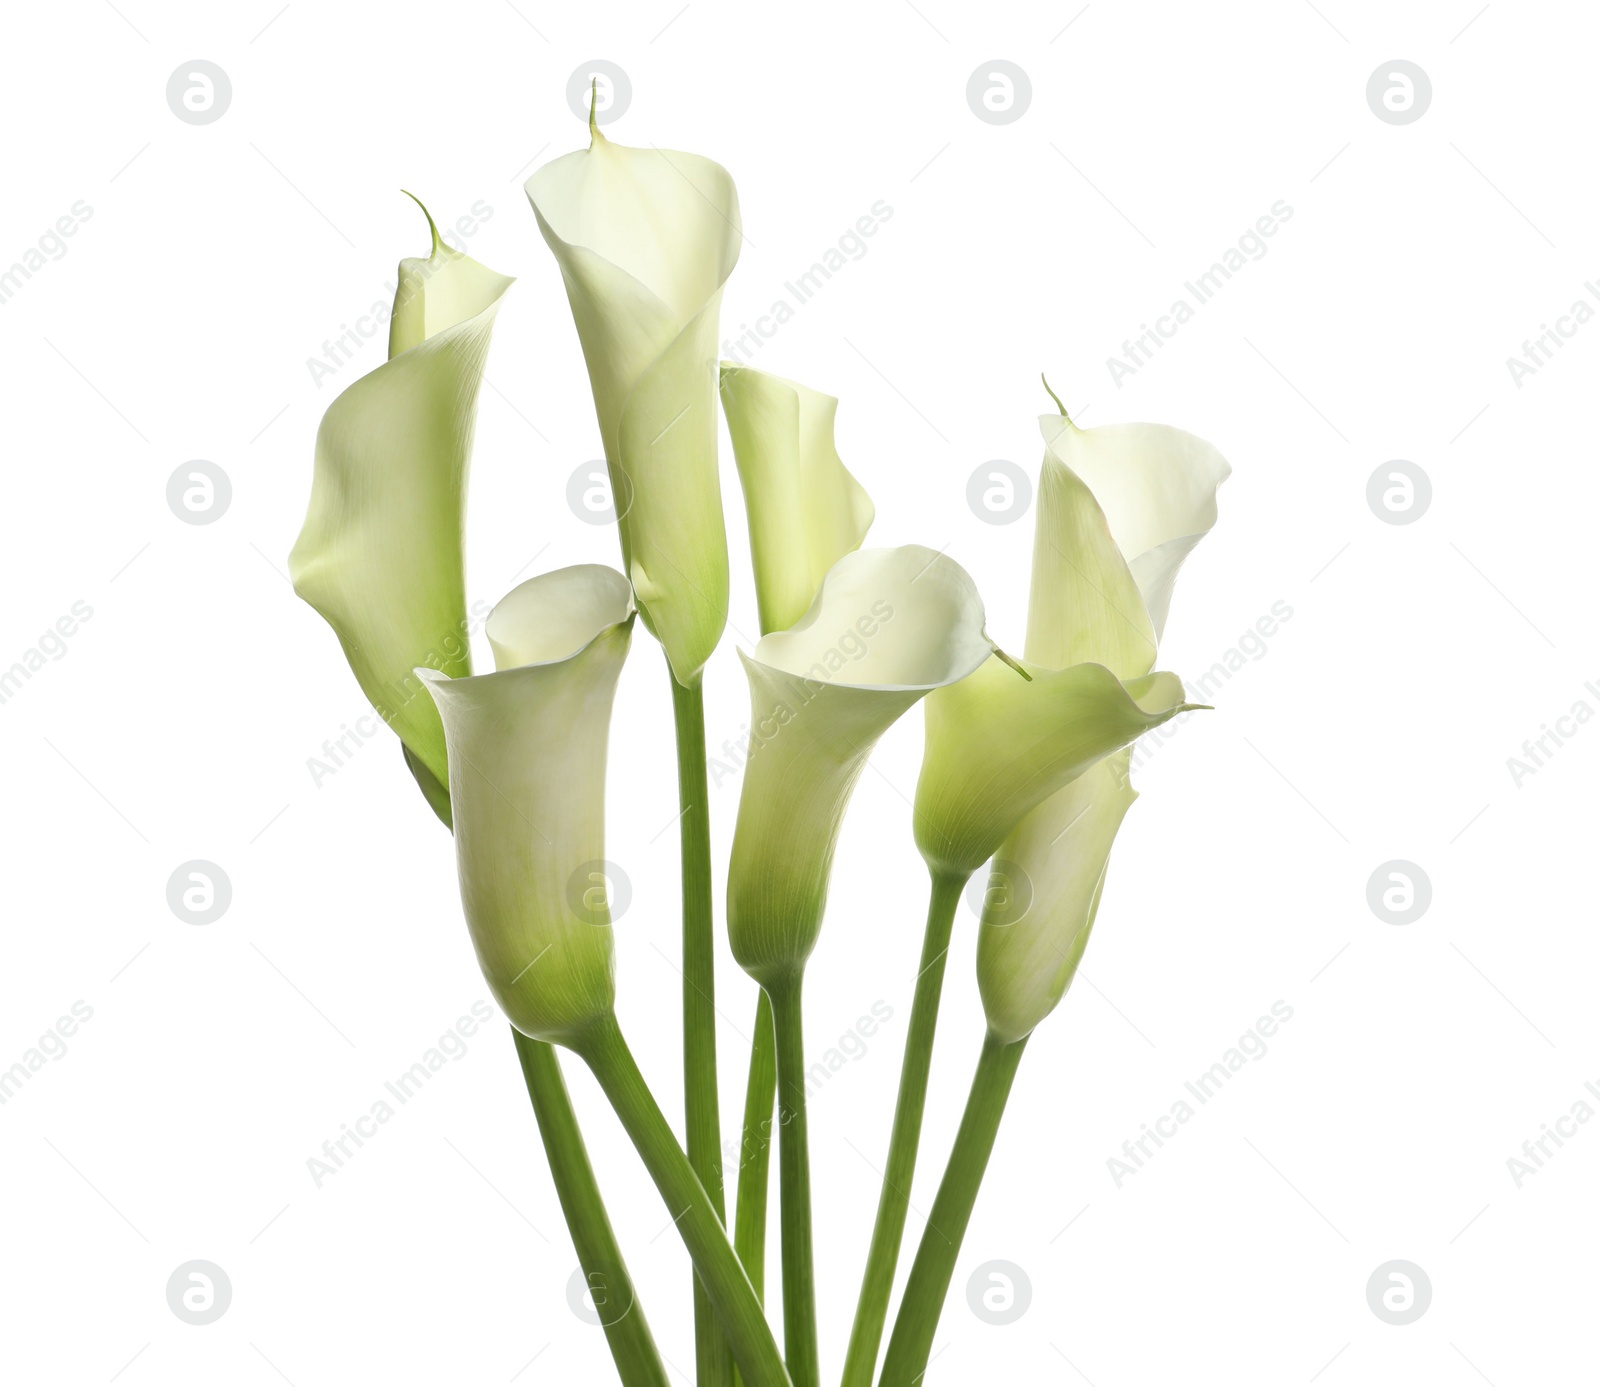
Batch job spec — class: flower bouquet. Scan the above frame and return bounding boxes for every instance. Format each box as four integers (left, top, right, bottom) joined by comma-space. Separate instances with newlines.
291, 93, 1229, 1387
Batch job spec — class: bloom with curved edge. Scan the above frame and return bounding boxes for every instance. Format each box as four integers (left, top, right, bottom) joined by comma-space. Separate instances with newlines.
290, 197, 513, 818
720, 360, 878, 1355
978, 407, 1230, 1043
877, 403, 1230, 1387
1038, 411, 1231, 644
913, 656, 1196, 881
726, 545, 995, 988
840, 416, 1197, 1387
417, 565, 635, 1046
527, 111, 741, 687
720, 363, 874, 636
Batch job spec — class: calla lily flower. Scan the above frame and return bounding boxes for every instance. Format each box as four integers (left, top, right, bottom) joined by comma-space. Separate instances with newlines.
527, 114, 741, 688
726, 542, 993, 1383
726, 545, 994, 986
290, 199, 513, 816
878, 406, 1230, 1385
530, 115, 747, 1380
720, 363, 874, 636
719, 361, 877, 1354
913, 656, 1194, 882
910, 410, 1213, 884
977, 411, 1230, 1042
1038, 413, 1231, 646
417, 565, 635, 1046
846, 404, 1220, 1385
422, 565, 790, 1386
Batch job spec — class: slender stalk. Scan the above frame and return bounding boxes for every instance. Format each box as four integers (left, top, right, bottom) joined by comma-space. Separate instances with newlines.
572, 1014, 792, 1387
767, 978, 818, 1387
512, 1031, 669, 1387
840, 871, 966, 1387
877, 1031, 1029, 1387
670, 668, 734, 1387
734, 990, 778, 1303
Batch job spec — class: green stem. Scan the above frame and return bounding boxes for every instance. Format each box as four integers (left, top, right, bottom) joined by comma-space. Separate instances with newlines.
840, 871, 966, 1387
767, 978, 818, 1387
670, 669, 734, 1387
734, 990, 778, 1304
877, 1031, 1029, 1387
512, 1031, 668, 1387
572, 1014, 791, 1387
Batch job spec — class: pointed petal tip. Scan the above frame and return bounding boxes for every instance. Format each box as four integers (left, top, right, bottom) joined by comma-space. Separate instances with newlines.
1040, 373, 1073, 426
400, 189, 444, 257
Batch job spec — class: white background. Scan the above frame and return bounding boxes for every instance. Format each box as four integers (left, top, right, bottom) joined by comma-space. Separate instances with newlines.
2, 1, 1595, 1382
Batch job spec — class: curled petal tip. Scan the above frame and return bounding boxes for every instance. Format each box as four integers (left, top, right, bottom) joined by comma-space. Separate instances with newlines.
400, 189, 443, 257
1041, 373, 1073, 426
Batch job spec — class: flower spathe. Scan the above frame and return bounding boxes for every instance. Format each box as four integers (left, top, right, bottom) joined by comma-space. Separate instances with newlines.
913, 655, 1196, 881
720, 363, 875, 636
977, 411, 1229, 1042
527, 119, 741, 688
727, 546, 994, 988
1036, 413, 1231, 648
418, 565, 635, 1045
290, 200, 513, 815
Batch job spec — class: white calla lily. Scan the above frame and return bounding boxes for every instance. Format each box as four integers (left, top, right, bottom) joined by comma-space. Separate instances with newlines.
976, 752, 1136, 1044
424, 564, 792, 1386
1037, 413, 1230, 643
726, 543, 993, 1381
849, 403, 1224, 1383
912, 408, 1216, 884
977, 409, 1229, 1041
719, 359, 878, 1358
527, 116, 741, 688
418, 565, 635, 1045
880, 405, 1230, 1384
530, 115, 749, 1379
726, 545, 993, 985
913, 656, 1195, 882
290, 200, 513, 816
720, 363, 875, 636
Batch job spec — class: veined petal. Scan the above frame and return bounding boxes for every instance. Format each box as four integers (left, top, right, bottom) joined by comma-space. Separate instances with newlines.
977, 752, 1135, 1043
914, 657, 1194, 879
719, 363, 874, 635
727, 547, 992, 985
290, 210, 513, 797
418, 566, 635, 1044
528, 129, 741, 686
1039, 414, 1230, 642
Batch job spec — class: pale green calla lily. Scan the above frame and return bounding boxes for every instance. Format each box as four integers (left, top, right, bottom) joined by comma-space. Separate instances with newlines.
872, 410, 1230, 1381
290, 201, 513, 806
727, 546, 994, 987
977, 409, 1229, 1041
913, 655, 1196, 880
418, 565, 635, 1046
1037, 413, 1231, 644
720, 363, 875, 636
976, 751, 1136, 1043
527, 118, 741, 688
1025, 420, 1158, 681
